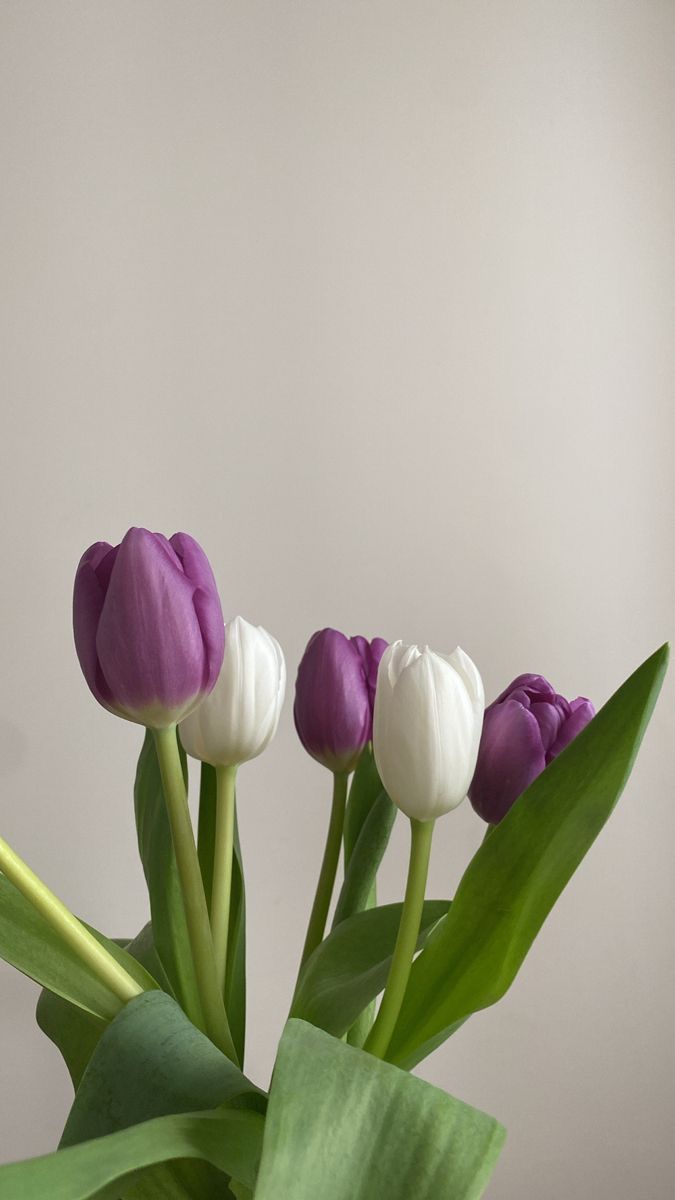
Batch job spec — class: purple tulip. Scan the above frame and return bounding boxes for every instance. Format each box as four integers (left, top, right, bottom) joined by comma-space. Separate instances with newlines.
469, 673, 595, 824
294, 629, 388, 772
73, 527, 225, 729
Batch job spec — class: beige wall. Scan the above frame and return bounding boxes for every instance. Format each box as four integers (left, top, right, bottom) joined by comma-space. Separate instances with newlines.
1, 2, 673, 1195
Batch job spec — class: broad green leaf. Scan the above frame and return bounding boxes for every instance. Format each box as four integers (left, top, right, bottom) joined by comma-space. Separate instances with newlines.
388, 643, 669, 1069
0, 1107, 264, 1200
134, 731, 203, 1028
343, 744, 384, 863
0, 874, 155, 1021
60, 989, 265, 1200
198, 762, 247, 1063
332, 789, 396, 928
60, 990, 264, 1150
291, 900, 449, 1038
254, 1019, 505, 1200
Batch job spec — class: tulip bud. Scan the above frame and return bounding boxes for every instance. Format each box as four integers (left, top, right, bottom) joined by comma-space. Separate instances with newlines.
293, 629, 388, 773
469, 673, 595, 824
179, 616, 286, 767
73, 527, 224, 729
373, 642, 484, 822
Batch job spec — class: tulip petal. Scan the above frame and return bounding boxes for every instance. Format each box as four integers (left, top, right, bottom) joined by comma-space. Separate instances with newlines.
529, 699, 567, 754
494, 674, 554, 704
170, 533, 225, 695
351, 636, 388, 713
374, 645, 483, 822
447, 646, 485, 710
469, 701, 546, 824
95, 529, 209, 723
180, 617, 286, 767
73, 542, 119, 710
549, 697, 595, 758
294, 629, 372, 772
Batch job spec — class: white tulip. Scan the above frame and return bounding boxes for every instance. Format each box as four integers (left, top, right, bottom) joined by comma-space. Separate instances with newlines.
179, 616, 286, 767
373, 642, 484, 822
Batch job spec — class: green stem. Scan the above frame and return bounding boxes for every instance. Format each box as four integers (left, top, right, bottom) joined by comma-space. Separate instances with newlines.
298, 770, 349, 974
153, 726, 237, 1064
364, 817, 435, 1060
212, 764, 237, 994
0, 834, 142, 1007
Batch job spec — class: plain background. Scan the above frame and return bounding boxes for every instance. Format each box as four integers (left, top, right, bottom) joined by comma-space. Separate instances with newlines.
0, 2, 673, 1196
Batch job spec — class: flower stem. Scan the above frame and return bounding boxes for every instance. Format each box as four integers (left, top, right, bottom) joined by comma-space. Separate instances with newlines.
364, 817, 435, 1060
153, 726, 237, 1064
297, 770, 349, 975
0, 834, 142, 1007
212, 764, 237, 994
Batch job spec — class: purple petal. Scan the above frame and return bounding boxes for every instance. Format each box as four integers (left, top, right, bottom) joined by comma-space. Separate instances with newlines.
294, 628, 371, 771
530, 696, 569, 756
549, 697, 596, 758
170, 532, 225, 693
95, 529, 209, 719
73, 542, 116, 710
469, 700, 546, 823
505, 688, 533, 709
351, 635, 388, 716
494, 674, 555, 704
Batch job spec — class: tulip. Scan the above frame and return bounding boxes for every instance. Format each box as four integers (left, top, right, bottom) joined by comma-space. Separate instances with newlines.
364, 640, 484, 1061
294, 629, 387, 976
180, 616, 286, 768
74, 527, 235, 1061
180, 617, 286, 992
469, 674, 595, 824
373, 642, 485, 823
73, 527, 225, 729
293, 629, 388, 772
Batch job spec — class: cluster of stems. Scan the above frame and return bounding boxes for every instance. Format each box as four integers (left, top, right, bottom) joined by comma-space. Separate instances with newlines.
1, 731, 433, 1075
295, 768, 435, 1063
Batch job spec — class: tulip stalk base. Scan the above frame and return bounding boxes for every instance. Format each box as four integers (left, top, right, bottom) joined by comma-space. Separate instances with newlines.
364, 817, 435, 1061
212, 764, 237, 995
297, 770, 349, 978
153, 726, 238, 1064
0, 834, 142, 1008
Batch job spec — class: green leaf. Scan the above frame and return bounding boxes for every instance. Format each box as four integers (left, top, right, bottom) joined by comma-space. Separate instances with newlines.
36, 990, 106, 1091
0, 874, 155, 1021
0, 1107, 264, 1200
123, 923, 174, 996
332, 789, 396, 928
60, 990, 264, 1150
134, 731, 203, 1028
388, 643, 669, 1069
198, 762, 247, 1063
59, 989, 265, 1200
343, 745, 385, 864
291, 900, 449, 1038
254, 1019, 505, 1200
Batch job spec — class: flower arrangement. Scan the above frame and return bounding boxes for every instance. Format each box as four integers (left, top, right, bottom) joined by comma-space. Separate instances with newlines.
0, 526, 667, 1199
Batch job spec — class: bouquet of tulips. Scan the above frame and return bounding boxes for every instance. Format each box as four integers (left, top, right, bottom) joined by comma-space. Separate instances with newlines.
0, 527, 667, 1199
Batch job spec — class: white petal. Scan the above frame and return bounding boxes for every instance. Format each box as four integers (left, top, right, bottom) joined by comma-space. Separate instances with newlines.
179, 616, 286, 768
373, 640, 485, 822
